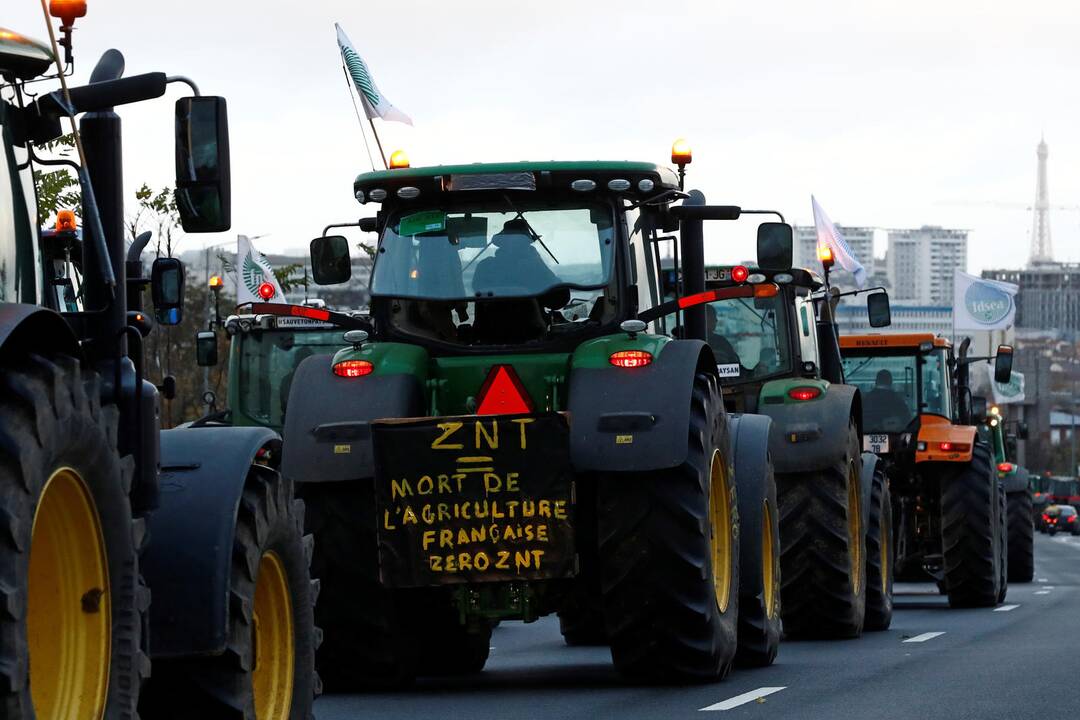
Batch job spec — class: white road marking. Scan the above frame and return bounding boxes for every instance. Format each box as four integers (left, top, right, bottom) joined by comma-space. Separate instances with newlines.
1035, 590, 1051, 595
903, 632, 946, 643
1044, 586, 1056, 590
1038, 578, 1048, 583
700, 687, 787, 711
994, 604, 1020, 612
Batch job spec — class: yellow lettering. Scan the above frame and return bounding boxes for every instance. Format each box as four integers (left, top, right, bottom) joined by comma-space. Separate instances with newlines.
417, 475, 434, 495
506, 472, 520, 492
514, 550, 533, 570
457, 528, 471, 545
538, 500, 552, 518
437, 503, 450, 522
439, 529, 454, 549
383, 509, 396, 530
491, 501, 505, 519
432, 421, 465, 450
525, 524, 535, 541
483, 473, 502, 494
391, 478, 412, 501
537, 524, 548, 542
506, 500, 519, 517
554, 500, 568, 520
460, 501, 471, 520
421, 504, 435, 524
458, 553, 473, 571
474, 552, 490, 571
422, 530, 436, 551
473, 500, 489, 519
402, 506, 418, 525
503, 525, 517, 541
522, 500, 535, 518
470, 526, 487, 543
437, 474, 452, 494
453, 473, 466, 492
476, 420, 499, 450
495, 551, 511, 569
445, 553, 457, 572
511, 418, 533, 449
429, 555, 443, 571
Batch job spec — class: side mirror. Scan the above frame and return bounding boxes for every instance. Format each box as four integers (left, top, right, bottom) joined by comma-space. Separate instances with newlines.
994, 344, 1014, 384
196, 330, 218, 367
310, 235, 352, 285
971, 395, 988, 423
151, 257, 184, 325
756, 222, 793, 272
867, 291, 892, 328
175, 96, 231, 233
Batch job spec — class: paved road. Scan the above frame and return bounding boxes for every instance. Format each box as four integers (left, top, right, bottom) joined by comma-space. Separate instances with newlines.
316, 533, 1079, 719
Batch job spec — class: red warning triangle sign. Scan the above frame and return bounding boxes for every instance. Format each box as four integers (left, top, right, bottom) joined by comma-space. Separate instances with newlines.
476, 364, 534, 416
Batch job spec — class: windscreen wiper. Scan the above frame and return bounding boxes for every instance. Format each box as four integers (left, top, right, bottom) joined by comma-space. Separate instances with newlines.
503, 194, 559, 265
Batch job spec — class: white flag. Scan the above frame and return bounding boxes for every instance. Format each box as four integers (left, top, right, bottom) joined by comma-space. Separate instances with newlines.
335, 23, 413, 126
236, 235, 286, 305
953, 270, 1017, 331
811, 195, 867, 288
992, 370, 1025, 405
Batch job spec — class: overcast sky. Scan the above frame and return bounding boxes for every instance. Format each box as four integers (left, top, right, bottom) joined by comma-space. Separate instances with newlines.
8, 0, 1080, 276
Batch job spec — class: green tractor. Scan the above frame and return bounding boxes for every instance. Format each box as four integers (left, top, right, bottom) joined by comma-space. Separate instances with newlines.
0, 11, 318, 720
977, 402, 1034, 583
193, 303, 365, 432
674, 263, 895, 635
265, 153, 794, 685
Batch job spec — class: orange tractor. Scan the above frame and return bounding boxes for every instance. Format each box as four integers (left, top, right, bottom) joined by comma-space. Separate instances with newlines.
838, 333, 1013, 607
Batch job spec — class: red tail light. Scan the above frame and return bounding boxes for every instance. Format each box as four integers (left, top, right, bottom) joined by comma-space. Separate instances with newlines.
1069, 515, 1076, 523
731, 265, 749, 283
1042, 514, 1050, 521
937, 442, 970, 453
997, 462, 1014, 473
333, 360, 374, 378
477, 365, 534, 415
609, 350, 653, 368
788, 386, 821, 401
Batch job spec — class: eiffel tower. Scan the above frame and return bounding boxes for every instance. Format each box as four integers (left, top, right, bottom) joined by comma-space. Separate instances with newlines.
1030, 136, 1053, 265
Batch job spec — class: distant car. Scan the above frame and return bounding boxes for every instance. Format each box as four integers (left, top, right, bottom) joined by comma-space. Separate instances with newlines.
1038, 504, 1060, 533
1045, 505, 1079, 535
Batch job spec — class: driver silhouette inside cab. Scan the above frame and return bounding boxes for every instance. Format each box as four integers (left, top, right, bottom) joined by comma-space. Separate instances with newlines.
705, 309, 741, 367
863, 369, 911, 430
470, 218, 564, 343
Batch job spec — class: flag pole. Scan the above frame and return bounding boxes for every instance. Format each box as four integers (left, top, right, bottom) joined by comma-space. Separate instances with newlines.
367, 117, 389, 170
339, 59, 378, 172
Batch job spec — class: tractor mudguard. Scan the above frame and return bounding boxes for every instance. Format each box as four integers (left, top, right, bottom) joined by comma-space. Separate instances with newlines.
758, 383, 861, 474
567, 339, 714, 472
730, 412, 772, 494
0, 303, 81, 361
281, 354, 424, 483
143, 425, 279, 658
1002, 469, 1029, 494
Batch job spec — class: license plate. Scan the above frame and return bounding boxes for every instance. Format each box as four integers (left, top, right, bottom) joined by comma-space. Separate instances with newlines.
372, 413, 575, 587
864, 433, 889, 453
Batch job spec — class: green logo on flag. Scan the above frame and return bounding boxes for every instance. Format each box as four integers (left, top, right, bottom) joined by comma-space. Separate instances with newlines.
242, 253, 268, 295
342, 46, 380, 107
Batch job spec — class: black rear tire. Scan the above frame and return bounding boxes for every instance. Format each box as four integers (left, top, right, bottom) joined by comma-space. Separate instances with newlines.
996, 484, 1008, 604
598, 373, 739, 682
139, 465, 319, 718
941, 442, 1000, 608
1006, 491, 1034, 583
0, 354, 147, 719
777, 419, 867, 638
733, 450, 781, 668
864, 467, 894, 631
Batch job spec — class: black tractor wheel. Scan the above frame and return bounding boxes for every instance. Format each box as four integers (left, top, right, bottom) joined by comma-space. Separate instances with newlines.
733, 449, 781, 668
558, 475, 606, 646
300, 482, 489, 690
996, 484, 1008, 604
864, 467, 894, 631
0, 354, 147, 719
140, 465, 319, 719
598, 372, 740, 682
777, 419, 867, 638
1006, 491, 1035, 583
941, 441, 1001, 608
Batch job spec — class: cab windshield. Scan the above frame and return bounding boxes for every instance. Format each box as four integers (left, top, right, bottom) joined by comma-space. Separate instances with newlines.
371, 202, 615, 301
704, 293, 792, 382
841, 347, 953, 433
236, 328, 343, 428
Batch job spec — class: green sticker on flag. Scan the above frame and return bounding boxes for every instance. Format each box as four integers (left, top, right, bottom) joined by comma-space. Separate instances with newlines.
399, 211, 447, 237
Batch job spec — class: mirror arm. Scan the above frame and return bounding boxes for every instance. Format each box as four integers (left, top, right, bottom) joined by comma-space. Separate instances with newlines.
323, 220, 365, 236
166, 75, 201, 96
739, 209, 786, 224
811, 285, 888, 301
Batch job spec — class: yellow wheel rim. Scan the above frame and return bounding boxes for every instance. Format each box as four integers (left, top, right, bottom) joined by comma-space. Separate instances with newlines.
252, 551, 294, 720
762, 499, 778, 619
709, 450, 734, 613
847, 462, 863, 596
28, 468, 110, 720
